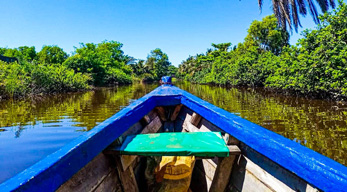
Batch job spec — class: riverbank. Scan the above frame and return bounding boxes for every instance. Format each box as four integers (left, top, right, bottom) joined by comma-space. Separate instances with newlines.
184, 81, 347, 101
0, 61, 91, 100
0, 42, 175, 100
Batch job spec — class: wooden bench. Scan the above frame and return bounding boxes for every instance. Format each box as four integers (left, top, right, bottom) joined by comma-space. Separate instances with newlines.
107, 132, 240, 157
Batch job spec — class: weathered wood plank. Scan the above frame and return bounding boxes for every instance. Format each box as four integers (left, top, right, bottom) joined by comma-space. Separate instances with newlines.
210, 155, 237, 192
119, 155, 137, 172
57, 153, 116, 192
143, 115, 151, 124
178, 108, 221, 133
190, 112, 202, 126
200, 118, 221, 132
183, 121, 195, 132
183, 120, 211, 133
201, 159, 217, 181
170, 104, 183, 121
230, 154, 319, 192
116, 122, 143, 145
155, 106, 167, 121
93, 169, 121, 192
141, 116, 162, 134
116, 157, 139, 192
147, 110, 158, 121
228, 145, 241, 155
122, 122, 143, 137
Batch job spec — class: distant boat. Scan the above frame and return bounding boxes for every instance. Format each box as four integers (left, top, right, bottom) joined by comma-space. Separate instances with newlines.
1, 76, 346, 192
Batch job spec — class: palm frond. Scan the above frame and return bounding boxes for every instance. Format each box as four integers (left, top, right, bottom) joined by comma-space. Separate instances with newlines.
297, 0, 307, 15
264, 0, 336, 31
291, 0, 302, 31
306, 0, 320, 23
259, 0, 264, 11
316, 0, 329, 12
329, 0, 336, 8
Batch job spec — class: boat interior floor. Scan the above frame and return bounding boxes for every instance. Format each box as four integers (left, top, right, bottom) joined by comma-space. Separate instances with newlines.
104, 105, 242, 192
57, 105, 320, 192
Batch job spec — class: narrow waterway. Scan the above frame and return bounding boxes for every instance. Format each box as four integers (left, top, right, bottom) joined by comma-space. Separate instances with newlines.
0, 81, 346, 183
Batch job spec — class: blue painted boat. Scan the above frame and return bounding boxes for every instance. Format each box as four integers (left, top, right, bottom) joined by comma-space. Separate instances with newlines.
1, 76, 347, 192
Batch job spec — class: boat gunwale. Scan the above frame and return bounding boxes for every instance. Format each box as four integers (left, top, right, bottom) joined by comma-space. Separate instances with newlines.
1, 84, 347, 192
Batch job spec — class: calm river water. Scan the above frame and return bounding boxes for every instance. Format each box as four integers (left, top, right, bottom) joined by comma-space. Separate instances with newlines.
0, 82, 346, 183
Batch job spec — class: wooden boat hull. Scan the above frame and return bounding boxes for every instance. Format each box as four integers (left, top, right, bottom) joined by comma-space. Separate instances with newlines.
1, 82, 347, 192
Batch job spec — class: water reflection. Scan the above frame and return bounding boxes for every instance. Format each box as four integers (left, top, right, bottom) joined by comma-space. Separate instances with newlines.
0, 83, 158, 183
0, 81, 346, 183
175, 81, 347, 166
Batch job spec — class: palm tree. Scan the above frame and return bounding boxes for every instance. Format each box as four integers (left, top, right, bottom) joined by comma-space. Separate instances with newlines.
259, 0, 336, 31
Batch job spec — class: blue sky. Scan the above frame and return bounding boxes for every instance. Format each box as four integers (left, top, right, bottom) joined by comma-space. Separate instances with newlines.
0, 0, 337, 66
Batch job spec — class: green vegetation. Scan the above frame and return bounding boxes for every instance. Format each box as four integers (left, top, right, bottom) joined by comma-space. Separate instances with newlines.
63, 41, 132, 85
0, 61, 90, 98
0, 41, 175, 99
178, 1, 347, 98
130, 48, 173, 82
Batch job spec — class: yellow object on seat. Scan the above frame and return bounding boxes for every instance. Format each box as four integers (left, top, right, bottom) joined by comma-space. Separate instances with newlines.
155, 156, 195, 180
154, 156, 195, 192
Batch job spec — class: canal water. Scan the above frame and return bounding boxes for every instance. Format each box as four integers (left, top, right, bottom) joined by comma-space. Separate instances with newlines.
0, 82, 346, 183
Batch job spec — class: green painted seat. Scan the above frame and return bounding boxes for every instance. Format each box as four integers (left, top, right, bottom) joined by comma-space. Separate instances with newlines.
115, 132, 230, 157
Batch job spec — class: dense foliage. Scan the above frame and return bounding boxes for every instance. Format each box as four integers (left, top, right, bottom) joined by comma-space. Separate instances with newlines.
0, 61, 90, 97
178, 1, 347, 98
130, 48, 173, 82
63, 41, 132, 85
0, 40, 175, 98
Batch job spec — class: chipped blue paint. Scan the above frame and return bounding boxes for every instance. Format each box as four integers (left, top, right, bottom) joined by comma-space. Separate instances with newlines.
1, 83, 347, 192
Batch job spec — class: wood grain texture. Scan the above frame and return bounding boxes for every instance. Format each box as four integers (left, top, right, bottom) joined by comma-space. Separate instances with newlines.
230, 155, 319, 192
142, 115, 151, 124
200, 118, 221, 132
119, 155, 138, 172
155, 106, 167, 121
117, 122, 143, 145
210, 155, 237, 192
190, 112, 202, 126
170, 104, 183, 121
141, 116, 162, 134
116, 157, 139, 192
93, 169, 121, 192
57, 153, 117, 192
